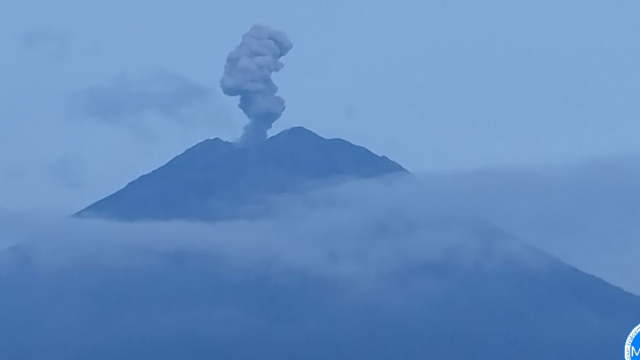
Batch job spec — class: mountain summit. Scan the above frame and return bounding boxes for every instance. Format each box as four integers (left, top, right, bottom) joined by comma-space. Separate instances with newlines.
75, 127, 408, 221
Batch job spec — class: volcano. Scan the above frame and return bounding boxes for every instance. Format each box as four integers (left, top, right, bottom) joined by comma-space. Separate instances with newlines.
63, 126, 640, 359
75, 127, 408, 222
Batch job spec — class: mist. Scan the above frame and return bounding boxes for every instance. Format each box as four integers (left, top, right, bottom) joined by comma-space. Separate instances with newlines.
0, 177, 547, 283
1, 161, 640, 359
416, 155, 640, 295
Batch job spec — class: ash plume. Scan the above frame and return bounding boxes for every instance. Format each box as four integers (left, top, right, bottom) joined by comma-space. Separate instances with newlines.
220, 25, 293, 145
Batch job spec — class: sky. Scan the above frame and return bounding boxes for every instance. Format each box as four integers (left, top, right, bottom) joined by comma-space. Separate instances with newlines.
1, 0, 640, 213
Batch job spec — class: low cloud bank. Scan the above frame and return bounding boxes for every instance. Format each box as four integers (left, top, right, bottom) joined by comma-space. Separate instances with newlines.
0, 178, 562, 360
0, 177, 546, 283
1, 165, 639, 359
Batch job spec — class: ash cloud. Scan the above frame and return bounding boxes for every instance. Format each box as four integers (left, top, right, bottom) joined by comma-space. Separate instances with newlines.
220, 25, 293, 145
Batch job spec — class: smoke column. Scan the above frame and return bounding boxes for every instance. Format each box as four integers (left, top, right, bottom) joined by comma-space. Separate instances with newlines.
220, 25, 293, 145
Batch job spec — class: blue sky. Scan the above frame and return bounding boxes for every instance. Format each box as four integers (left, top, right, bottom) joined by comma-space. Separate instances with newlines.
1, 0, 640, 212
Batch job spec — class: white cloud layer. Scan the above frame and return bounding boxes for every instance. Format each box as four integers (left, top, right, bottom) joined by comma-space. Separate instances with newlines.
0, 177, 549, 285
1, 174, 639, 359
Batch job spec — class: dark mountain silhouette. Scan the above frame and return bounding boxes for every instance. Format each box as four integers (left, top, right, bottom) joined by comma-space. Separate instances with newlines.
75, 127, 408, 221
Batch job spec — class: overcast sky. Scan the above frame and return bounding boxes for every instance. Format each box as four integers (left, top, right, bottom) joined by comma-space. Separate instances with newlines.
1, 0, 640, 213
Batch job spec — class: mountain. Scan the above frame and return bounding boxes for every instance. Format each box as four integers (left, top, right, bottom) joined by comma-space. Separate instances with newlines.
1, 215, 640, 359
75, 127, 408, 221
57, 126, 640, 359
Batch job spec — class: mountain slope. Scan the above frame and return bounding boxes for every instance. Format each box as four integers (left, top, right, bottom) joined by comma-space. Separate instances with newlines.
59, 126, 640, 359
0, 214, 639, 359
75, 127, 407, 221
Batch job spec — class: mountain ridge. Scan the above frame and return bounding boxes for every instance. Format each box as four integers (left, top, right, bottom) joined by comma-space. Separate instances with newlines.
75, 127, 408, 222
57, 126, 640, 358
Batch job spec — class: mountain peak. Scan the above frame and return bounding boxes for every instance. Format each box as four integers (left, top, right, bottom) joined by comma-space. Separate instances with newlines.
269, 126, 323, 141
75, 127, 408, 222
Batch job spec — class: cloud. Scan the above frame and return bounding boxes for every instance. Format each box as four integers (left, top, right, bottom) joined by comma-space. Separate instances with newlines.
46, 157, 86, 190
1, 172, 638, 359
416, 155, 640, 295
0, 178, 561, 359
69, 72, 213, 125
21, 30, 70, 61
0, 166, 27, 181
0, 178, 547, 282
